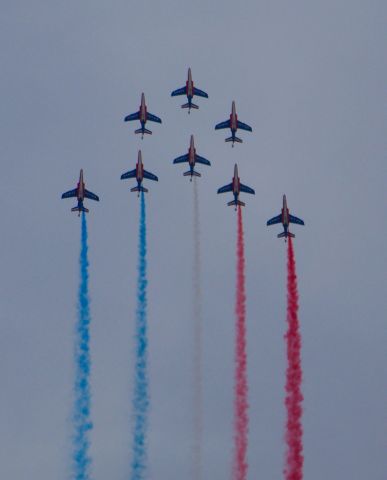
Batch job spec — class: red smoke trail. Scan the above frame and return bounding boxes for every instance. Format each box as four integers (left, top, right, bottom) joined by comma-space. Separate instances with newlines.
233, 206, 249, 480
284, 237, 304, 480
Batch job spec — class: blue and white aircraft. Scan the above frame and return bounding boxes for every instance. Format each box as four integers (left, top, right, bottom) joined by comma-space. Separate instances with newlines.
173, 135, 211, 181
267, 195, 305, 240
61, 169, 99, 216
217, 164, 255, 210
215, 101, 252, 147
120, 150, 158, 196
124, 93, 162, 138
171, 68, 208, 113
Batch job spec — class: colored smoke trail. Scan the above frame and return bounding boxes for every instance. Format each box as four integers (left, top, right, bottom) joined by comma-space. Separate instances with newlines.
284, 237, 304, 480
192, 178, 203, 480
233, 206, 249, 480
131, 191, 149, 480
73, 212, 93, 480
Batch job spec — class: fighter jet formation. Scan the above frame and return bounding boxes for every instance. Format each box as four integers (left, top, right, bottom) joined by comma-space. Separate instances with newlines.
61, 67, 304, 238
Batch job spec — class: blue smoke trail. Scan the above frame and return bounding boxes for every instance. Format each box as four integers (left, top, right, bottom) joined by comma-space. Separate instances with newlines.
73, 211, 93, 480
131, 191, 149, 480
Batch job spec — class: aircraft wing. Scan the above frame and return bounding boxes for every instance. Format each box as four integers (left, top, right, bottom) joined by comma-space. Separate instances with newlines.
143, 170, 158, 182
289, 214, 305, 226
124, 111, 140, 122
173, 154, 189, 164
171, 86, 186, 96
193, 87, 208, 98
239, 183, 255, 195
267, 214, 282, 226
121, 169, 137, 180
61, 188, 77, 199
147, 112, 162, 123
195, 155, 211, 166
84, 189, 100, 201
217, 183, 233, 194
215, 120, 230, 130
237, 120, 252, 132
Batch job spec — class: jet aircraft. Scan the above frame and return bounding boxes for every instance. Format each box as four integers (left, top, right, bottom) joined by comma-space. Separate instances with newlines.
217, 164, 255, 209
215, 101, 252, 146
171, 68, 208, 113
61, 169, 99, 215
120, 150, 158, 195
173, 135, 211, 181
124, 93, 162, 138
267, 195, 304, 240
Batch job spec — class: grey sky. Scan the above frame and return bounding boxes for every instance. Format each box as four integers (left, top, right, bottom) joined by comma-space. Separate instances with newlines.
0, 1, 386, 479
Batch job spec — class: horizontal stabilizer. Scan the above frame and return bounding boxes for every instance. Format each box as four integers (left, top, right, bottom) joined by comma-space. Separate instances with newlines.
226, 136, 242, 143
184, 170, 201, 177
182, 103, 199, 109
227, 200, 245, 207
130, 186, 148, 193
278, 232, 295, 239
71, 206, 89, 213
135, 128, 152, 135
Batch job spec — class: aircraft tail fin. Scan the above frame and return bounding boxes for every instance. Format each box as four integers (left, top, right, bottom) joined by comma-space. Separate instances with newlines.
183, 170, 201, 177
130, 186, 148, 193
225, 136, 242, 144
181, 102, 199, 110
227, 200, 245, 207
278, 231, 295, 239
135, 128, 152, 135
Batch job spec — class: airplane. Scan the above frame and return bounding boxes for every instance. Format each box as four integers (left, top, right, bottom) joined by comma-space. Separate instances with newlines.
173, 135, 211, 181
267, 195, 305, 240
171, 68, 208, 113
217, 164, 255, 210
215, 101, 252, 146
124, 93, 162, 138
120, 150, 158, 196
61, 169, 99, 216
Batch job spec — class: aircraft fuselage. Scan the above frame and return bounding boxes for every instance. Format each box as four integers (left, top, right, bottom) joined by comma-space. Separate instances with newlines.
230, 101, 238, 132
281, 195, 290, 228
188, 135, 196, 167
139, 93, 147, 124
77, 170, 85, 201
186, 68, 194, 99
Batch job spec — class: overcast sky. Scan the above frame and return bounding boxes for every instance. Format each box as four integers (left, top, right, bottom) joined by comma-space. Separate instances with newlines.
1, 1, 386, 479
